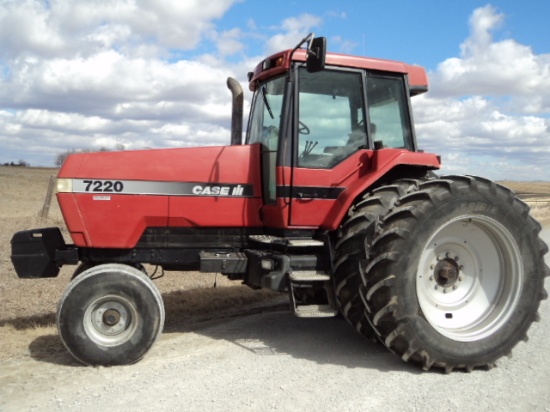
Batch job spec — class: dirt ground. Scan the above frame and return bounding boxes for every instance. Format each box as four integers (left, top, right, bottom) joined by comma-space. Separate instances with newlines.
1, 166, 550, 410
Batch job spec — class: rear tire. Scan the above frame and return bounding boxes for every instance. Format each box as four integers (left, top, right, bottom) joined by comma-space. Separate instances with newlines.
333, 180, 423, 337
58, 263, 165, 366
362, 176, 549, 372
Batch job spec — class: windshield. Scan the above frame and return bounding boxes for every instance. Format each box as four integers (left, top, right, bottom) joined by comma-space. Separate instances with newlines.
247, 75, 286, 203
247, 76, 286, 148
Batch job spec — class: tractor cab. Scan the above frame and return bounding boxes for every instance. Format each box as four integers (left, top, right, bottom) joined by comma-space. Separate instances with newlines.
245, 35, 434, 229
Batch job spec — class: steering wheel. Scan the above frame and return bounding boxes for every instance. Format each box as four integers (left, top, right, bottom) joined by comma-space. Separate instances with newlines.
299, 120, 310, 135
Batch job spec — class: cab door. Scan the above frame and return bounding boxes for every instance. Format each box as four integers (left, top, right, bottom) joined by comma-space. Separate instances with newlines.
289, 68, 415, 228
288, 67, 369, 227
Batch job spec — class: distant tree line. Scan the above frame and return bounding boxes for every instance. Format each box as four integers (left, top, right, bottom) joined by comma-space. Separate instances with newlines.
3, 160, 30, 167
55, 144, 126, 167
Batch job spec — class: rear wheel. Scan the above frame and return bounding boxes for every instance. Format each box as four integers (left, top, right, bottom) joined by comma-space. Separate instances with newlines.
363, 176, 549, 372
58, 263, 165, 366
333, 180, 423, 336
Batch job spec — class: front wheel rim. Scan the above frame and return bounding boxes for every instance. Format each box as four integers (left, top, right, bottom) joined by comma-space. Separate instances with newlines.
416, 215, 523, 342
83, 295, 139, 346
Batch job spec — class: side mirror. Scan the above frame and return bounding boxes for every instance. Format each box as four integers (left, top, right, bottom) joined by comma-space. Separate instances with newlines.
306, 37, 326, 73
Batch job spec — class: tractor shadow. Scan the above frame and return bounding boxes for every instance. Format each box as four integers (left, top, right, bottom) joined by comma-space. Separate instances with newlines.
21, 287, 425, 373
161, 288, 419, 374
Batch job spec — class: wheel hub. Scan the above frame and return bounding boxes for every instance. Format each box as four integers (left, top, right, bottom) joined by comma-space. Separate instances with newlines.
103, 309, 121, 326
434, 258, 459, 287
84, 297, 136, 344
417, 215, 523, 342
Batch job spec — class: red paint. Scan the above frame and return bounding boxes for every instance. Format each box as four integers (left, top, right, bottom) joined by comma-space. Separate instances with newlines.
58, 145, 264, 248
249, 49, 428, 92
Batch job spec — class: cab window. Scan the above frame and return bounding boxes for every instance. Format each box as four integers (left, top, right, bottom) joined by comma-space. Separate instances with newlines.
366, 74, 413, 150
297, 68, 367, 169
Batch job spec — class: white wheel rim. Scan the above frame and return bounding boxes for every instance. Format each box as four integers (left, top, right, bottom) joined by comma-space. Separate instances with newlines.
417, 215, 523, 342
83, 295, 139, 346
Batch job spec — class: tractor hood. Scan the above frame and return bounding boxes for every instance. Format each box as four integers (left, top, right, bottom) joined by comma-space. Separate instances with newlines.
57, 145, 263, 248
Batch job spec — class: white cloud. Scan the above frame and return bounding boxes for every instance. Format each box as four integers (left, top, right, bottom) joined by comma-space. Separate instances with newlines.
429, 5, 550, 107
0, 0, 240, 59
0, 1, 548, 183
0, 0, 245, 166
264, 14, 323, 55
1, 50, 236, 121
414, 5, 550, 180
211, 28, 246, 57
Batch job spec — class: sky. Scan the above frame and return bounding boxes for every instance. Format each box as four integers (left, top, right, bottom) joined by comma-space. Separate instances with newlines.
0, 0, 549, 181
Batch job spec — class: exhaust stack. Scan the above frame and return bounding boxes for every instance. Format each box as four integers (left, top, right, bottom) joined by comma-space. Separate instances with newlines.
227, 77, 243, 145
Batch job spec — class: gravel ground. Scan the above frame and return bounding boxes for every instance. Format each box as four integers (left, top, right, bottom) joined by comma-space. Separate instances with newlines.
1, 229, 549, 412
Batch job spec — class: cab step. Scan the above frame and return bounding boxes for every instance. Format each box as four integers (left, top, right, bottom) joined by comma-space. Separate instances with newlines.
294, 304, 338, 318
289, 270, 337, 318
289, 270, 330, 282
249, 235, 324, 247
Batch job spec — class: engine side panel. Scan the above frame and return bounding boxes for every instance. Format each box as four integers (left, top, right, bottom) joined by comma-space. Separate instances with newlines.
58, 145, 263, 248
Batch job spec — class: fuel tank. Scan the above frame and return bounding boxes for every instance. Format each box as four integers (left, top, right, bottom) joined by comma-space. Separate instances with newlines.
57, 145, 263, 248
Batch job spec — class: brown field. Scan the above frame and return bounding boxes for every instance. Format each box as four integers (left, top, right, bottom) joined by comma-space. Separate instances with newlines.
1, 166, 549, 362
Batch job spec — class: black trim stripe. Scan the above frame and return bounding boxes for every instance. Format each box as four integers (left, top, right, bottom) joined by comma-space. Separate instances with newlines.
277, 185, 344, 200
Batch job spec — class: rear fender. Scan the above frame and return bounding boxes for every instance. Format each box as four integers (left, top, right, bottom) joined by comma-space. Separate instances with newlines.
322, 149, 440, 230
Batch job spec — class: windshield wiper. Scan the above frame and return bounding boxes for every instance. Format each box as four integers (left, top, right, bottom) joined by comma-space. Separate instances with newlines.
261, 86, 274, 119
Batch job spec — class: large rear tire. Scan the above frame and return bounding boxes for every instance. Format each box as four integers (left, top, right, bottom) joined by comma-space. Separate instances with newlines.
334, 180, 423, 336
57, 263, 165, 366
362, 176, 549, 372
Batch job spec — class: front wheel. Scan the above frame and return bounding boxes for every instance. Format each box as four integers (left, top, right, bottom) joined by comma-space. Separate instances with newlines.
363, 176, 549, 372
57, 263, 165, 366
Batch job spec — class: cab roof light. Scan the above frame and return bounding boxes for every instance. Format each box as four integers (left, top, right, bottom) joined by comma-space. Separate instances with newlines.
262, 56, 285, 71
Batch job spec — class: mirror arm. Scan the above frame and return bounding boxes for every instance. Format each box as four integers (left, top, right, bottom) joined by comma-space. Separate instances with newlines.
290, 32, 315, 61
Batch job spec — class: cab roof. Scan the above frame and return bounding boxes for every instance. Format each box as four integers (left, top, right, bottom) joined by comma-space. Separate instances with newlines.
249, 48, 428, 96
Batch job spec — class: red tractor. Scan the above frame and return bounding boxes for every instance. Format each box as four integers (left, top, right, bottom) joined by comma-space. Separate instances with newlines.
11, 35, 548, 372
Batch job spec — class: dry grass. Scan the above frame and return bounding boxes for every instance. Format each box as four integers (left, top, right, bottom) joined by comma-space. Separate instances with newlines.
499, 181, 550, 198
499, 181, 550, 224
1, 166, 549, 361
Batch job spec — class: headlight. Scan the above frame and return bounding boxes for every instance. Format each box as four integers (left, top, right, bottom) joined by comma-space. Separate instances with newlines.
56, 178, 73, 193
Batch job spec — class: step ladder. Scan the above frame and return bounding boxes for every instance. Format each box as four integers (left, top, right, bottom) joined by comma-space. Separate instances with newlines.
248, 234, 338, 318
289, 270, 337, 318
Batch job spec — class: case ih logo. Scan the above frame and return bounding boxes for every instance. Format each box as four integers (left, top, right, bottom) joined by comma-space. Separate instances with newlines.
192, 184, 246, 196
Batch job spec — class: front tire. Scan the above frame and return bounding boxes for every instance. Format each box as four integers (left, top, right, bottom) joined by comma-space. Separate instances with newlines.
363, 176, 549, 372
57, 264, 165, 366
